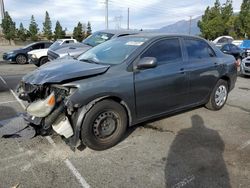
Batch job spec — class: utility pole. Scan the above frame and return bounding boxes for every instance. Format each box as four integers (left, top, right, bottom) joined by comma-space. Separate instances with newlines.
0, 0, 5, 33
0, 0, 4, 20
114, 15, 122, 29
189, 16, 192, 35
105, 0, 109, 29
127, 8, 130, 30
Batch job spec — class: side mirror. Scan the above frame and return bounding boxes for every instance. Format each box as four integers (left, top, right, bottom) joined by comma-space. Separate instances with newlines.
137, 57, 157, 69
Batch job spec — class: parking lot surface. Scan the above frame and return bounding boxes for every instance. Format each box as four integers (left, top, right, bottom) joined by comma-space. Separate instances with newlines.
0, 59, 250, 188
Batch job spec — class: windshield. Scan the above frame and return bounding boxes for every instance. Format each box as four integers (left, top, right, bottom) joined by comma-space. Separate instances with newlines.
82, 32, 114, 47
49, 40, 63, 50
78, 37, 148, 65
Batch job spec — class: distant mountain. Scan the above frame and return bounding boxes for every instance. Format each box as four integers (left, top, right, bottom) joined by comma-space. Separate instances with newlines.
149, 16, 201, 35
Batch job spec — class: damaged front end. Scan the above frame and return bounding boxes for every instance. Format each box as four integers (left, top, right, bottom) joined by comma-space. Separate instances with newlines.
18, 82, 76, 139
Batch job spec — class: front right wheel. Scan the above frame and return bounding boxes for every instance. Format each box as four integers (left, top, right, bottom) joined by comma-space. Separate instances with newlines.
206, 79, 228, 111
81, 100, 128, 151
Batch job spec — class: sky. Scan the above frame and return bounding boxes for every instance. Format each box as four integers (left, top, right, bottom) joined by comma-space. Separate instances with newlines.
4, 0, 243, 32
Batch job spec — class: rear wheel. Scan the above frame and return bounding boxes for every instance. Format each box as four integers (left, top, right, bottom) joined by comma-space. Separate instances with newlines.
39, 56, 49, 66
81, 100, 127, 151
16, 54, 27, 64
206, 79, 228, 111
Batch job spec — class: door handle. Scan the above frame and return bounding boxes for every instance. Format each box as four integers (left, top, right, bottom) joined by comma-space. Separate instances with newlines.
179, 68, 185, 74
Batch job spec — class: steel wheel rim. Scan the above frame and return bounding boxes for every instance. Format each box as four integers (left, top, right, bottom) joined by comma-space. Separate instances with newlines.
93, 111, 119, 139
17, 55, 26, 64
215, 85, 227, 107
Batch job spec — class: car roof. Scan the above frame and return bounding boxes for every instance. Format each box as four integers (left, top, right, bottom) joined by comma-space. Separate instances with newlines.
31, 41, 53, 44
97, 29, 140, 35
120, 32, 205, 40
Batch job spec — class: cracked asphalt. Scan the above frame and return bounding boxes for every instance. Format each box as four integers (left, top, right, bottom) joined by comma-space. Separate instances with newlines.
0, 59, 250, 188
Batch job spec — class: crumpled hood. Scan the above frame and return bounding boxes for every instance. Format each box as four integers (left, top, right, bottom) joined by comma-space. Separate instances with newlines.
22, 59, 110, 85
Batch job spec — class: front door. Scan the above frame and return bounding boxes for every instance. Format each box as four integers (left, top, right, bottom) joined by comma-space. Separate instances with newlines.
134, 38, 189, 120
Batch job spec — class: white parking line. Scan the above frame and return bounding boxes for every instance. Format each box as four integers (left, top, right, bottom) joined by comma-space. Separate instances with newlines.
9, 89, 26, 109
238, 140, 250, 150
0, 75, 90, 188
65, 159, 90, 188
0, 100, 18, 105
0, 76, 7, 85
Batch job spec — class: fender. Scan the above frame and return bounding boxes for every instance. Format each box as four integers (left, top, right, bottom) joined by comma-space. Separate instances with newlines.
67, 96, 132, 150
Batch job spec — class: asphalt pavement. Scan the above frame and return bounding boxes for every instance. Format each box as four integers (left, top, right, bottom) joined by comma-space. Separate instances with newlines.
0, 61, 250, 188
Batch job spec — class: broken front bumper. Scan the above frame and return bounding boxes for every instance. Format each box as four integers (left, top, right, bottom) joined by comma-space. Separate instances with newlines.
23, 101, 73, 138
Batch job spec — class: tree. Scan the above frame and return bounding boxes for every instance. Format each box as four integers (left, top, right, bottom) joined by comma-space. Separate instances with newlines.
1, 11, 16, 43
238, 0, 250, 38
43, 11, 52, 40
221, 0, 233, 34
54, 21, 65, 40
29, 15, 39, 41
17, 22, 27, 41
73, 22, 85, 42
198, 0, 227, 40
86, 21, 92, 37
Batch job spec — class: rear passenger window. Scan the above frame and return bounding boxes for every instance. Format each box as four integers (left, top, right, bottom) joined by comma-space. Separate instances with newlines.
141, 38, 182, 64
32, 43, 45, 50
185, 39, 215, 59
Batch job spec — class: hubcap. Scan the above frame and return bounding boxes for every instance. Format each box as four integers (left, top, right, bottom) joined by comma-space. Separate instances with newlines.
215, 85, 227, 107
17, 55, 26, 64
93, 111, 119, 139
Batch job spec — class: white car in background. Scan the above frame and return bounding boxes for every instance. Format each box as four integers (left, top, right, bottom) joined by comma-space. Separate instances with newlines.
28, 39, 77, 67
213, 36, 234, 48
232, 40, 243, 47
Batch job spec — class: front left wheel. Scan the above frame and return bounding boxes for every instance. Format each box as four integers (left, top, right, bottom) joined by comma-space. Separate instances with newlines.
16, 54, 27, 64
81, 100, 128, 151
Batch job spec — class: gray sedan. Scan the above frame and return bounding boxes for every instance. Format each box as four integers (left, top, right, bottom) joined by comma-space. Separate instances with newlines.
18, 34, 237, 151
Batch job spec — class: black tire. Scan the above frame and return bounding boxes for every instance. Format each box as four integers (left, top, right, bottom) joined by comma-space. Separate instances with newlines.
81, 100, 127, 151
16, 54, 27, 64
39, 56, 49, 66
205, 79, 228, 111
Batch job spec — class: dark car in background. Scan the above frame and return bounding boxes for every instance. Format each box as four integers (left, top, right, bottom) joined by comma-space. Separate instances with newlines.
47, 29, 139, 61
3, 41, 53, 64
220, 43, 245, 62
240, 40, 250, 57
18, 34, 237, 151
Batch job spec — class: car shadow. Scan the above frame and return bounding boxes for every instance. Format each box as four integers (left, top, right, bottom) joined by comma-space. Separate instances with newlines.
164, 114, 231, 188
121, 105, 204, 143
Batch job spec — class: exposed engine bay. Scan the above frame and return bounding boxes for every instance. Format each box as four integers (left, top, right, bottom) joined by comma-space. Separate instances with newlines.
17, 82, 75, 139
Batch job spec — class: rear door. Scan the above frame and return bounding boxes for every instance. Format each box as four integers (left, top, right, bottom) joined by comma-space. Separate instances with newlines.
183, 38, 220, 104
134, 38, 189, 120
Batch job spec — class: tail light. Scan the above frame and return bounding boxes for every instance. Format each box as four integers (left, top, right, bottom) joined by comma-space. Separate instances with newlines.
234, 59, 241, 67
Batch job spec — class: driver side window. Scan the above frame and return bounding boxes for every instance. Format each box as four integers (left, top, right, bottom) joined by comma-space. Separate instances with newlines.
141, 38, 182, 64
